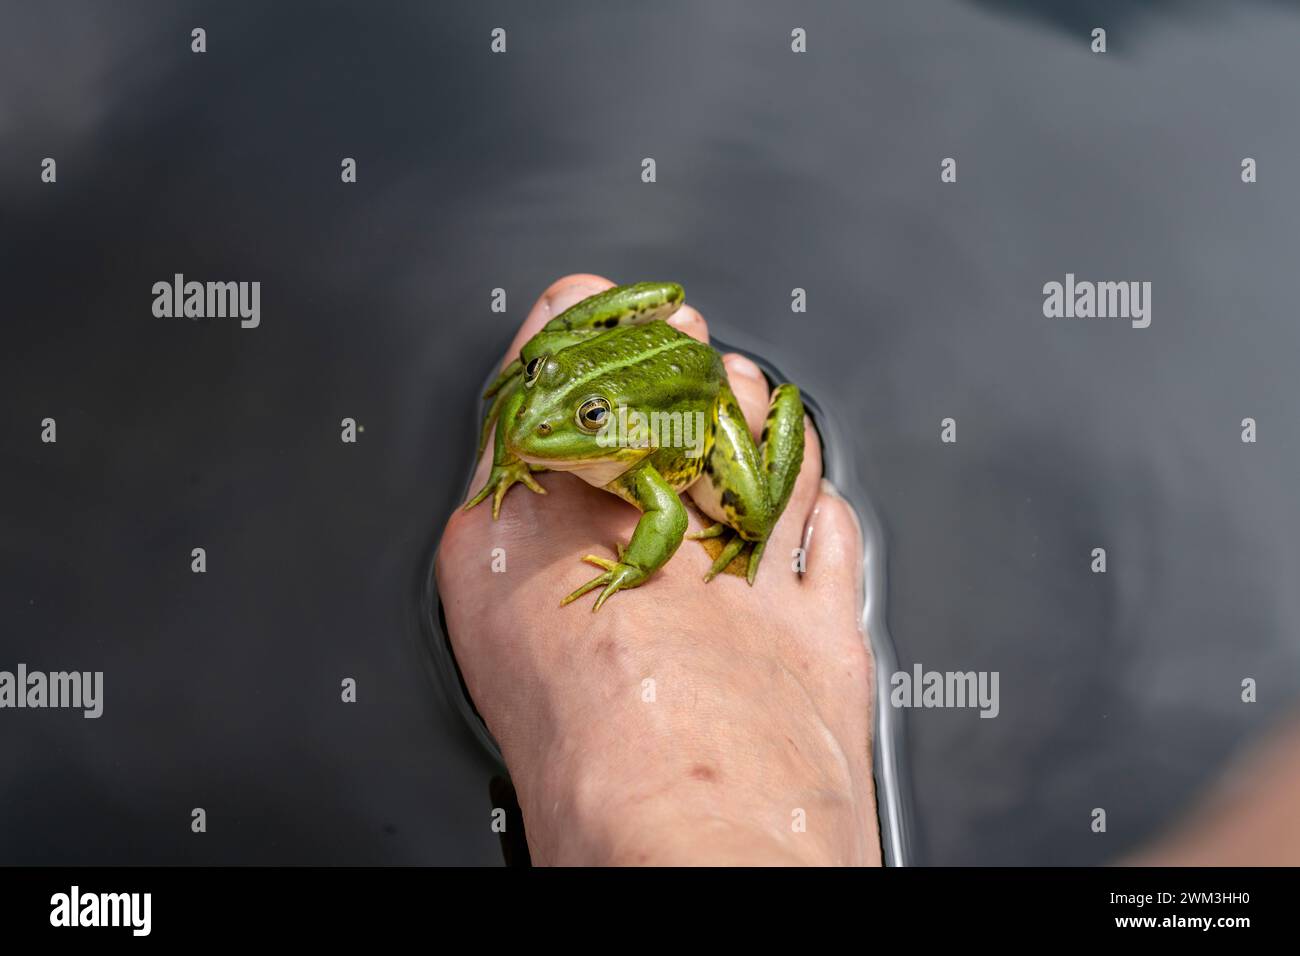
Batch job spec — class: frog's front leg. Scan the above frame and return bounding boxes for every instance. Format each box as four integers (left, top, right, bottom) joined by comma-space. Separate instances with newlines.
465, 380, 547, 518
560, 462, 687, 611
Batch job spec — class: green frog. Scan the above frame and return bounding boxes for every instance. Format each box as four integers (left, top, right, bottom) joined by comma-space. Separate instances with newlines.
465, 282, 805, 610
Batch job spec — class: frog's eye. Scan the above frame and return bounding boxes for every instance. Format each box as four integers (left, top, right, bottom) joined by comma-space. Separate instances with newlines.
576, 397, 612, 432
524, 355, 546, 386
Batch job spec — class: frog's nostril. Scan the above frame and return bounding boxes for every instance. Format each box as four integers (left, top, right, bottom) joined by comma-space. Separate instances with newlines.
536, 422, 552, 436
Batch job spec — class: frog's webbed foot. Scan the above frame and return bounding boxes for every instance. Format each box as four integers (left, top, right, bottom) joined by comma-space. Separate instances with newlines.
562, 464, 684, 611
560, 545, 644, 612
464, 458, 547, 519
701, 529, 767, 585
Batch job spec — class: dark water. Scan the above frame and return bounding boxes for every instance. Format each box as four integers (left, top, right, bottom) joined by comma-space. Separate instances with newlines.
3, 0, 1299, 865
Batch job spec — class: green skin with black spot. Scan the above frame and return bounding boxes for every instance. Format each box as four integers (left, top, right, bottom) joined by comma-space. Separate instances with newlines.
466, 282, 805, 611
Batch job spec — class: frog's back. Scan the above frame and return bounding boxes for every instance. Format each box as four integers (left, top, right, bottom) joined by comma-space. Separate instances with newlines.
552, 320, 723, 407
553, 321, 722, 491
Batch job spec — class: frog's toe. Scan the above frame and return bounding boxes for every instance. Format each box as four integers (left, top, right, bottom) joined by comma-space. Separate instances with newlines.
518, 469, 547, 495
561, 560, 646, 611
464, 461, 548, 518
746, 539, 768, 586
490, 471, 547, 519
560, 572, 611, 607
491, 480, 510, 519
703, 534, 749, 583
687, 522, 727, 540
592, 578, 629, 612
464, 482, 494, 512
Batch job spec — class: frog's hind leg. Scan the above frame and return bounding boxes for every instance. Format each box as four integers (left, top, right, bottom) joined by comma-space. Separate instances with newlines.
689, 382, 804, 585
483, 358, 522, 400
688, 384, 768, 582
477, 375, 516, 458
519, 283, 682, 373
540, 282, 684, 334
745, 383, 804, 583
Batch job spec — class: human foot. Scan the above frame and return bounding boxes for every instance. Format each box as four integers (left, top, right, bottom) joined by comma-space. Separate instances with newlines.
435, 274, 880, 866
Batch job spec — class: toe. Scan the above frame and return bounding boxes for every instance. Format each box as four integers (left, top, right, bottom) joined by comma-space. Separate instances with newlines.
667, 304, 709, 343
723, 354, 771, 439
804, 480, 864, 612
504, 274, 615, 364
469, 275, 616, 496
770, 416, 823, 561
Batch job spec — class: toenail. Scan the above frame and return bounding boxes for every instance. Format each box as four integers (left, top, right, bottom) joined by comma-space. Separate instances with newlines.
726, 355, 763, 382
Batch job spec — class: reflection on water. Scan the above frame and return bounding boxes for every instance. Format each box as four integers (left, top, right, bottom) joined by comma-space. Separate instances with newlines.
3, 0, 1300, 864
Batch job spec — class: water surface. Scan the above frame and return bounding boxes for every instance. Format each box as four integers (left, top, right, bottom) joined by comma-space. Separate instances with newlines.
3, 0, 1299, 864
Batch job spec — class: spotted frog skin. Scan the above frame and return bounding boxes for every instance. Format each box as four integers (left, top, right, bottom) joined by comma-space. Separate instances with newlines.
466, 282, 805, 610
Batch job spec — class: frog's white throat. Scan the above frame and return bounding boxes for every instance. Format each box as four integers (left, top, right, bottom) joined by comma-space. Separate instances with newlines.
514, 452, 638, 488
